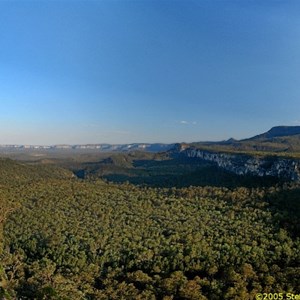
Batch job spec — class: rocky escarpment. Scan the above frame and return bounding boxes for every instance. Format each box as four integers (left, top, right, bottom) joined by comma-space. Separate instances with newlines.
172, 144, 300, 181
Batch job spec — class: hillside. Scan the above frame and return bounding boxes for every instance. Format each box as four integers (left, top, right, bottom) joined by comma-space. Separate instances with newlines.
65, 126, 300, 187
0, 158, 74, 186
2, 126, 300, 189
247, 126, 300, 140
190, 126, 300, 155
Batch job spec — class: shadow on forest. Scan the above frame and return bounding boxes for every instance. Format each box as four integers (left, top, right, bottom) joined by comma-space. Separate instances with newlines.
72, 156, 299, 239
100, 159, 281, 189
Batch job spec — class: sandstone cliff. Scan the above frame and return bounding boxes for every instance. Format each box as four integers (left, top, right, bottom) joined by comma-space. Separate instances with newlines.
172, 144, 300, 181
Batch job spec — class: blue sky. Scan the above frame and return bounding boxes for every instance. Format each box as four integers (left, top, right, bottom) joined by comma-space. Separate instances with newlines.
1, 0, 300, 144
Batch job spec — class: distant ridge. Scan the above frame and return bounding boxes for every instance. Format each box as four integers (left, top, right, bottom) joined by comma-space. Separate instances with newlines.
0, 143, 175, 153
246, 126, 300, 140
175, 126, 300, 154
2, 126, 300, 154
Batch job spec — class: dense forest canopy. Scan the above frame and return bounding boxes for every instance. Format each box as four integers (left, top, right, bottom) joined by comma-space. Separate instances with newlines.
0, 157, 299, 299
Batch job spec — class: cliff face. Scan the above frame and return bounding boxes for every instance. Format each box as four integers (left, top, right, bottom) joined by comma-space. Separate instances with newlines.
174, 145, 300, 181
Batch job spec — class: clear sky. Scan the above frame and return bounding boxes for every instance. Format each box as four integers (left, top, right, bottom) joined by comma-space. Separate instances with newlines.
1, 0, 300, 145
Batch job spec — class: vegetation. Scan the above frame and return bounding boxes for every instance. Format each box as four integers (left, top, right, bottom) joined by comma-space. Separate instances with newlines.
189, 133, 300, 158
0, 157, 299, 299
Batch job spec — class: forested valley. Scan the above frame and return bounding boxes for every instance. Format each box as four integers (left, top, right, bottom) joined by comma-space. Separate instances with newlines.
0, 155, 299, 299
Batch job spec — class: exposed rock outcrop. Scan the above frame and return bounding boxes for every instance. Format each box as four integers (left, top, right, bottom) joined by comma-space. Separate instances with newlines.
172, 144, 300, 181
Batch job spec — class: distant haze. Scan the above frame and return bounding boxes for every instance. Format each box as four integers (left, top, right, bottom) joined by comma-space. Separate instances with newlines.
1, 1, 300, 145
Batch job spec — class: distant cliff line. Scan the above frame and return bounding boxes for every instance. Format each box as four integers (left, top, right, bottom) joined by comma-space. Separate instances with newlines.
173, 144, 300, 181
0, 143, 174, 152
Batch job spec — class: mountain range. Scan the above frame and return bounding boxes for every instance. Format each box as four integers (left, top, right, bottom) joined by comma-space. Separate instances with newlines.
0, 143, 174, 152
189, 126, 300, 155
246, 125, 300, 140
1, 126, 300, 154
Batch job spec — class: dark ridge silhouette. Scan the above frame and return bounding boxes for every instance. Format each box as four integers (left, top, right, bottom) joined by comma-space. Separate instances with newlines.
246, 126, 300, 140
